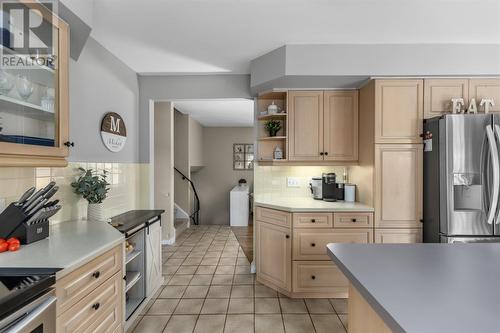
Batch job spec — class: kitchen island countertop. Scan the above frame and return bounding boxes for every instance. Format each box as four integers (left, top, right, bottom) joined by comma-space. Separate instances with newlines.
327, 243, 500, 333
254, 195, 374, 212
0, 220, 123, 279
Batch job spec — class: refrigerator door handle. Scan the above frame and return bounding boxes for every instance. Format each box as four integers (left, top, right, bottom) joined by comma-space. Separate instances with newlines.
493, 124, 500, 224
486, 125, 499, 225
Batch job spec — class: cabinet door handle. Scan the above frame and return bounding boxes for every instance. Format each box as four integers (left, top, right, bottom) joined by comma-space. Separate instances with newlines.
311, 243, 316, 247
351, 218, 357, 222
311, 275, 316, 280
92, 271, 101, 279
319, 152, 324, 156
324, 152, 328, 156
92, 302, 100, 310
311, 219, 316, 223
285, 235, 290, 239
64, 141, 75, 147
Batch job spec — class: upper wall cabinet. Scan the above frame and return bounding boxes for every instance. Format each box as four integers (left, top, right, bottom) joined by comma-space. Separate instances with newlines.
323, 91, 358, 161
374, 80, 423, 143
288, 90, 358, 162
288, 91, 324, 161
423, 78, 500, 118
424, 79, 469, 119
0, 3, 69, 167
469, 79, 500, 113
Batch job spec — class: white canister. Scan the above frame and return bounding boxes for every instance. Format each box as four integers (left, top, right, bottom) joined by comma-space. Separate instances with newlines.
344, 184, 356, 202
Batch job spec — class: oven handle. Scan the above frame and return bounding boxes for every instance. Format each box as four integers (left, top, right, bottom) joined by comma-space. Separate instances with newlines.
6, 295, 56, 332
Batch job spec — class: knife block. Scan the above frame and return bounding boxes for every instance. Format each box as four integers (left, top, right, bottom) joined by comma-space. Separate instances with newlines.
0, 203, 49, 244
0, 203, 28, 239
9, 220, 49, 244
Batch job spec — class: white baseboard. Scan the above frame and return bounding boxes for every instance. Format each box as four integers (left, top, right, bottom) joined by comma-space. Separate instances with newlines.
162, 229, 176, 245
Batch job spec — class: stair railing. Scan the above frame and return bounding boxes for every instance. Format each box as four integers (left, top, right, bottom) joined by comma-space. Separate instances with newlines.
174, 167, 200, 225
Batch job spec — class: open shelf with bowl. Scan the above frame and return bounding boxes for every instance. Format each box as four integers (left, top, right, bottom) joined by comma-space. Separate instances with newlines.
256, 91, 288, 162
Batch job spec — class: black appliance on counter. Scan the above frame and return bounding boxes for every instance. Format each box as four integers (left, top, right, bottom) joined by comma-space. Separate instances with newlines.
322, 173, 345, 202
0, 269, 57, 332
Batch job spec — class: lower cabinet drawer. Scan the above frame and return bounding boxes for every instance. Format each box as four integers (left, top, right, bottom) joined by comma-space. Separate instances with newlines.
293, 213, 333, 228
292, 261, 348, 293
293, 228, 373, 260
333, 212, 373, 228
57, 272, 123, 333
56, 245, 122, 314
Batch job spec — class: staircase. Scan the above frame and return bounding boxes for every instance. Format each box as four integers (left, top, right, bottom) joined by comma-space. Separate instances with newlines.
174, 203, 190, 238
174, 167, 200, 226
174, 218, 190, 238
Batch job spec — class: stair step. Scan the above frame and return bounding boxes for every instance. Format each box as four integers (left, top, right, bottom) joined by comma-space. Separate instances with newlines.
174, 218, 190, 238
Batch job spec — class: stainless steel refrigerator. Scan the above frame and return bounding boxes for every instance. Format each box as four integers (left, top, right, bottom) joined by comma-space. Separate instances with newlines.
423, 114, 500, 243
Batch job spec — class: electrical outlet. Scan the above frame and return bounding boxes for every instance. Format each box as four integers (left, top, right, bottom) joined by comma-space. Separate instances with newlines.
287, 177, 300, 187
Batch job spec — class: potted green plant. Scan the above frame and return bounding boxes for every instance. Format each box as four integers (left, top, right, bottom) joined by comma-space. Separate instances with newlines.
265, 120, 282, 137
71, 167, 110, 222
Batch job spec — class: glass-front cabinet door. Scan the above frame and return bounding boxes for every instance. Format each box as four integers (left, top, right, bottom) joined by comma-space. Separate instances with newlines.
0, 0, 69, 166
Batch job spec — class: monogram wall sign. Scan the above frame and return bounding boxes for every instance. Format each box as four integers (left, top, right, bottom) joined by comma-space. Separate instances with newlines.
100, 112, 127, 152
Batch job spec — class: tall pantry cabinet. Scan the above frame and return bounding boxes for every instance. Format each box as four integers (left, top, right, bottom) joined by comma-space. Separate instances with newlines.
355, 80, 423, 243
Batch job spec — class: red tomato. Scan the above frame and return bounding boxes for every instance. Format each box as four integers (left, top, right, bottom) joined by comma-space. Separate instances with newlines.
6, 238, 20, 245
0, 242, 8, 252
8, 243, 20, 252
0, 239, 5, 244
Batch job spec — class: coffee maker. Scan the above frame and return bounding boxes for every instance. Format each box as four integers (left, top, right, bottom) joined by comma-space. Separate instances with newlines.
309, 177, 323, 200
322, 173, 344, 202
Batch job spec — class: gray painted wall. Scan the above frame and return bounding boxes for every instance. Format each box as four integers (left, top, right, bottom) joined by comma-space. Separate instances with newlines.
69, 37, 139, 163
192, 127, 254, 225
251, 44, 500, 91
138, 74, 251, 162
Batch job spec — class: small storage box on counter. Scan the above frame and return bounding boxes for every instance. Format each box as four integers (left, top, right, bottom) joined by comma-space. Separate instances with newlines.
0, 182, 61, 244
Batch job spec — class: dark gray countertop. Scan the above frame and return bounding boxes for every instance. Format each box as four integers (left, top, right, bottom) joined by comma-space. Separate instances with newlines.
327, 243, 500, 333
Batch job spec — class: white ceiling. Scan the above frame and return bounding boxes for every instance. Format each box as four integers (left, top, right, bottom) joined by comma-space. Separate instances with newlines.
88, 0, 500, 74
173, 99, 254, 127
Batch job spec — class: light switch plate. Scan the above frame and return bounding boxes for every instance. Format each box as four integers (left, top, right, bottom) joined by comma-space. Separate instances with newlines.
287, 177, 300, 187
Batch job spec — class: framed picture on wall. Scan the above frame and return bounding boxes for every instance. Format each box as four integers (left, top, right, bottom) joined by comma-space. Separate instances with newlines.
234, 143, 254, 170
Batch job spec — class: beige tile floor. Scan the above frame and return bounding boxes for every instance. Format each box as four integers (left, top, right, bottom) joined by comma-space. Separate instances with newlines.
131, 225, 348, 333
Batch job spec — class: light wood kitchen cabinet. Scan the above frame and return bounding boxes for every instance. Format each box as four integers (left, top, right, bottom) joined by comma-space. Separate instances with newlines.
374, 144, 423, 228
256, 207, 374, 298
56, 244, 124, 332
57, 272, 122, 333
288, 90, 358, 162
292, 261, 348, 295
374, 80, 423, 143
0, 3, 70, 167
375, 228, 422, 243
56, 245, 122, 314
288, 91, 324, 161
469, 79, 500, 113
323, 91, 359, 161
293, 228, 373, 260
424, 79, 469, 119
256, 220, 292, 292
293, 212, 333, 228
255, 207, 291, 228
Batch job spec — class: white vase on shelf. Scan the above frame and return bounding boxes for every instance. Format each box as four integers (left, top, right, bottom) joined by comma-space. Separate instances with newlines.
87, 202, 105, 222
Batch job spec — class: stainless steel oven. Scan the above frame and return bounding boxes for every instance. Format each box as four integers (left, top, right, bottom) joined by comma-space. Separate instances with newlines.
0, 290, 56, 333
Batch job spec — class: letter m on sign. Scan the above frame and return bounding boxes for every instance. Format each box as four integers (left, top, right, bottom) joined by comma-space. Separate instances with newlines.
110, 116, 121, 133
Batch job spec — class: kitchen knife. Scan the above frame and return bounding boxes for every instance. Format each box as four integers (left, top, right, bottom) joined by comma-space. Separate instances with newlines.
16, 187, 35, 205
26, 198, 47, 216
25, 210, 42, 226
23, 181, 56, 210
40, 205, 61, 221
21, 188, 44, 210
43, 199, 59, 209
41, 186, 58, 202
